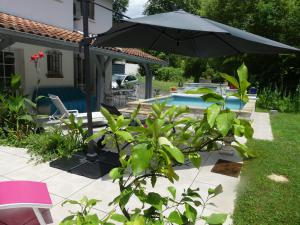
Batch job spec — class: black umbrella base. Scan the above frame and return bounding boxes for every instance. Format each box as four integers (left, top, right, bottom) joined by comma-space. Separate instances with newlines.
50, 151, 120, 179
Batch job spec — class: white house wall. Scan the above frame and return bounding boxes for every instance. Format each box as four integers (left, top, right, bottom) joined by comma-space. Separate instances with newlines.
73, 0, 113, 34
0, 0, 74, 30
11, 43, 74, 96
125, 63, 140, 75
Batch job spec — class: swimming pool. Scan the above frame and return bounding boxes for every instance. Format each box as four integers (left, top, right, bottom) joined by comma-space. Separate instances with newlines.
146, 94, 245, 110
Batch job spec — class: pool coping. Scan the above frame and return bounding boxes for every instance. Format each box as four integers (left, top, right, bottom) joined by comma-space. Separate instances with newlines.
128, 94, 256, 120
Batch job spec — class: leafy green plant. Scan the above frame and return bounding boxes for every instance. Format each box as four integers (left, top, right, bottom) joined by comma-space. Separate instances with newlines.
60, 197, 113, 225
220, 63, 251, 103
155, 66, 184, 82
0, 74, 38, 141
257, 83, 300, 112
26, 127, 83, 163
62, 114, 88, 150
61, 64, 254, 225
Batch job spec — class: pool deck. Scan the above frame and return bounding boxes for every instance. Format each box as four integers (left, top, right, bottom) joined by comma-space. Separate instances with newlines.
127, 94, 257, 120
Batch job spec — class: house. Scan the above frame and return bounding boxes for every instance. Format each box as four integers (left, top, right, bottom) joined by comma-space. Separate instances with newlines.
0, 0, 165, 112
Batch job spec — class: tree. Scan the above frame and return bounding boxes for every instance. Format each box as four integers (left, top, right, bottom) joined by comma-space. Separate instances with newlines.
144, 0, 201, 15
201, 0, 300, 92
113, 0, 129, 21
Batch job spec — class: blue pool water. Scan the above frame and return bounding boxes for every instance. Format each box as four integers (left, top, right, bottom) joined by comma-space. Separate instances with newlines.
147, 95, 245, 110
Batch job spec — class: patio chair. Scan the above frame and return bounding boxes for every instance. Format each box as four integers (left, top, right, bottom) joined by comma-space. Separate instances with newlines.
0, 181, 53, 225
48, 94, 105, 122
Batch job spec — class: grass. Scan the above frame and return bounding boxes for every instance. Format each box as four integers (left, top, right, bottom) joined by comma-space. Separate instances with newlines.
233, 113, 300, 225
138, 76, 178, 93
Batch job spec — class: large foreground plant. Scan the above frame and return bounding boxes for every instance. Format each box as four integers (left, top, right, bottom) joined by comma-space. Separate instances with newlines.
61, 64, 254, 225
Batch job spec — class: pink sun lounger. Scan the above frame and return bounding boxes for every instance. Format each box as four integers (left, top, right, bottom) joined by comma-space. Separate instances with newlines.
0, 181, 53, 225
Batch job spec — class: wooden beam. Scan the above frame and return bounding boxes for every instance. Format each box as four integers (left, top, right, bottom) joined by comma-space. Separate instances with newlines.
95, 54, 105, 107
144, 64, 153, 99
0, 36, 15, 50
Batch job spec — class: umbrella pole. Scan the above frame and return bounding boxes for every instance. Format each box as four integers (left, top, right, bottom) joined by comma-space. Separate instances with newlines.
83, 0, 97, 161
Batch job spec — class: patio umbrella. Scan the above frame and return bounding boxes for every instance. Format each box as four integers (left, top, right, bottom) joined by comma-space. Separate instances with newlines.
95, 10, 299, 57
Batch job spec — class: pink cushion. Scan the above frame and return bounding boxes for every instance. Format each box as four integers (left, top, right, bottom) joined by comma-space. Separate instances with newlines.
0, 181, 53, 225
0, 181, 52, 206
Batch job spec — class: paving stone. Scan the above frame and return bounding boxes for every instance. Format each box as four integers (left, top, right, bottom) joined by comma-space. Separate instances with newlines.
252, 112, 274, 140
43, 172, 94, 198
0, 151, 32, 176
5, 163, 61, 182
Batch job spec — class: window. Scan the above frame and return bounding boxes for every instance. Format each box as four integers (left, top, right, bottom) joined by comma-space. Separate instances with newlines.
46, 50, 63, 78
74, 0, 95, 20
126, 76, 137, 82
0, 51, 15, 90
74, 54, 85, 89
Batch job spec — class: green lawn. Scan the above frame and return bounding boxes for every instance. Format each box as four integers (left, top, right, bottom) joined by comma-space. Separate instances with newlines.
233, 113, 300, 225
138, 76, 178, 93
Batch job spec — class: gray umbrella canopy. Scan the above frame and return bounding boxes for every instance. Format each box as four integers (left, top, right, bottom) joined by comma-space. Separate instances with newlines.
96, 10, 299, 57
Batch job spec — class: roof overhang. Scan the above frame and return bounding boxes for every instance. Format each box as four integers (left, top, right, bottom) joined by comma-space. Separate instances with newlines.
0, 27, 167, 65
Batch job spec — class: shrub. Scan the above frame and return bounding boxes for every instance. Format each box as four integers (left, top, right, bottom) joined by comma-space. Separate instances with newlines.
257, 84, 300, 112
25, 128, 83, 163
155, 66, 184, 82
0, 74, 38, 141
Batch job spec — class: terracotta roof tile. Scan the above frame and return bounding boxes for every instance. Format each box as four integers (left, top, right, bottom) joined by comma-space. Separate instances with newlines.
0, 12, 164, 63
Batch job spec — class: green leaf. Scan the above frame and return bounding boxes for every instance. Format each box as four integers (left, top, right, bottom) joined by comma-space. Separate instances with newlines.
86, 198, 100, 208
85, 129, 106, 143
196, 88, 216, 94
240, 120, 254, 139
158, 137, 174, 148
116, 130, 133, 142
185, 203, 197, 222
164, 146, 185, 164
237, 63, 248, 82
127, 215, 145, 225
111, 214, 128, 223
188, 153, 202, 169
221, 73, 239, 88
61, 199, 80, 206
84, 214, 101, 224
59, 215, 75, 225
10, 74, 21, 90
233, 142, 256, 159
167, 186, 176, 199
233, 124, 245, 137
131, 144, 153, 175
109, 167, 122, 180
24, 98, 37, 109
201, 93, 225, 104
204, 213, 227, 225
101, 107, 117, 132
146, 192, 164, 210
216, 111, 236, 137
207, 104, 221, 128
208, 185, 223, 197
151, 176, 157, 188
18, 115, 33, 122
118, 188, 133, 209
168, 211, 184, 225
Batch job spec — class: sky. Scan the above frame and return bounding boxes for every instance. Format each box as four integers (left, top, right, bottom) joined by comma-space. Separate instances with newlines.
126, 0, 148, 18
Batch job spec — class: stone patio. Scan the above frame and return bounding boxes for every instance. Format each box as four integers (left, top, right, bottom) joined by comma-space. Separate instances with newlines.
0, 112, 273, 224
